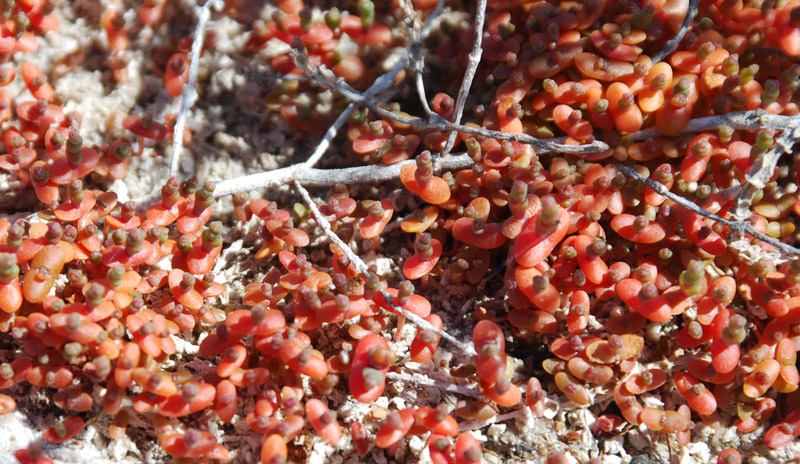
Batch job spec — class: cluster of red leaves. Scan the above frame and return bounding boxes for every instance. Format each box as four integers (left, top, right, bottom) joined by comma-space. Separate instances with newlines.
256, 0, 412, 133
4, 0, 800, 463
0, 2, 482, 457
326, 0, 800, 457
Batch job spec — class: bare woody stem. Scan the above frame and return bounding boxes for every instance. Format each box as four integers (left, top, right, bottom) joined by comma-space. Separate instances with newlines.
289, 47, 609, 155
213, 154, 472, 198
729, 130, 796, 241
627, 110, 800, 142
294, 180, 477, 355
458, 407, 527, 432
651, 0, 700, 64
169, 0, 223, 178
441, 0, 487, 156
398, 0, 440, 116
385, 371, 482, 398
613, 162, 800, 257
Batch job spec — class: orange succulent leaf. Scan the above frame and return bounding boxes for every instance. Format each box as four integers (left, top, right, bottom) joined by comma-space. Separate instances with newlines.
42, 417, 84, 444
359, 199, 393, 239
400, 164, 451, 205
590, 30, 641, 61
167, 269, 204, 311
349, 334, 391, 403
401, 206, 439, 233
160, 430, 218, 458
381, 288, 432, 318
585, 335, 644, 364
616, 278, 673, 323
513, 207, 570, 267
186, 244, 222, 275
610, 214, 667, 243
23, 244, 66, 303
375, 408, 415, 449
0, 278, 22, 313
452, 218, 507, 249
674, 371, 717, 416
402, 238, 442, 280
515, 266, 561, 312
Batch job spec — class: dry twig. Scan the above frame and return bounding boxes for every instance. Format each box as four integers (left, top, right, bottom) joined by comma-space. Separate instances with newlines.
399, 0, 437, 116
213, 154, 472, 197
628, 110, 800, 142
441, 0, 487, 156
458, 408, 527, 432
385, 371, 482, 398
613, 162, 800, 257
729, 129, 797, 241
294, 180, 477, 355
289, 46, 609, 154
651, 0, 700, 63
168, 0, 223, 178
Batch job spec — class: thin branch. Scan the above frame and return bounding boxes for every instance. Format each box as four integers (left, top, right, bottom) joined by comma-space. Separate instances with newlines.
613, 162, 800, 257
729, 129, 797, 241
628, 110, 800, 142
399, 0, 434, 116
651, 0, 700, 64
212, 154, 473, 198
290, 47, 609, 154
168, 0, 222, 178
386, 371, 482, 398
442, 0, 487, 156
132, 6, 447, 206
301, 105, 352, 170
294, 180, 477, 355
287, 3, 445, 171
419, 0, 446, 43
414, 70, 433, 117
414, 0, 446, 116
626, 110, 800, 252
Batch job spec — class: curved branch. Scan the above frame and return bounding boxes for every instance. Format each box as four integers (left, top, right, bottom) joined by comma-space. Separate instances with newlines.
651, 0, 699, 64
169, 0, 223, 177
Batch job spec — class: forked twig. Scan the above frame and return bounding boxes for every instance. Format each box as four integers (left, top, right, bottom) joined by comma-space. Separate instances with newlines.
300, 50, 417, 170
399, 0, 435, 116
303, 0, 444, 170
133, 4, 446, 206
729, 129, 797, 241
290, 47, 609, 154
